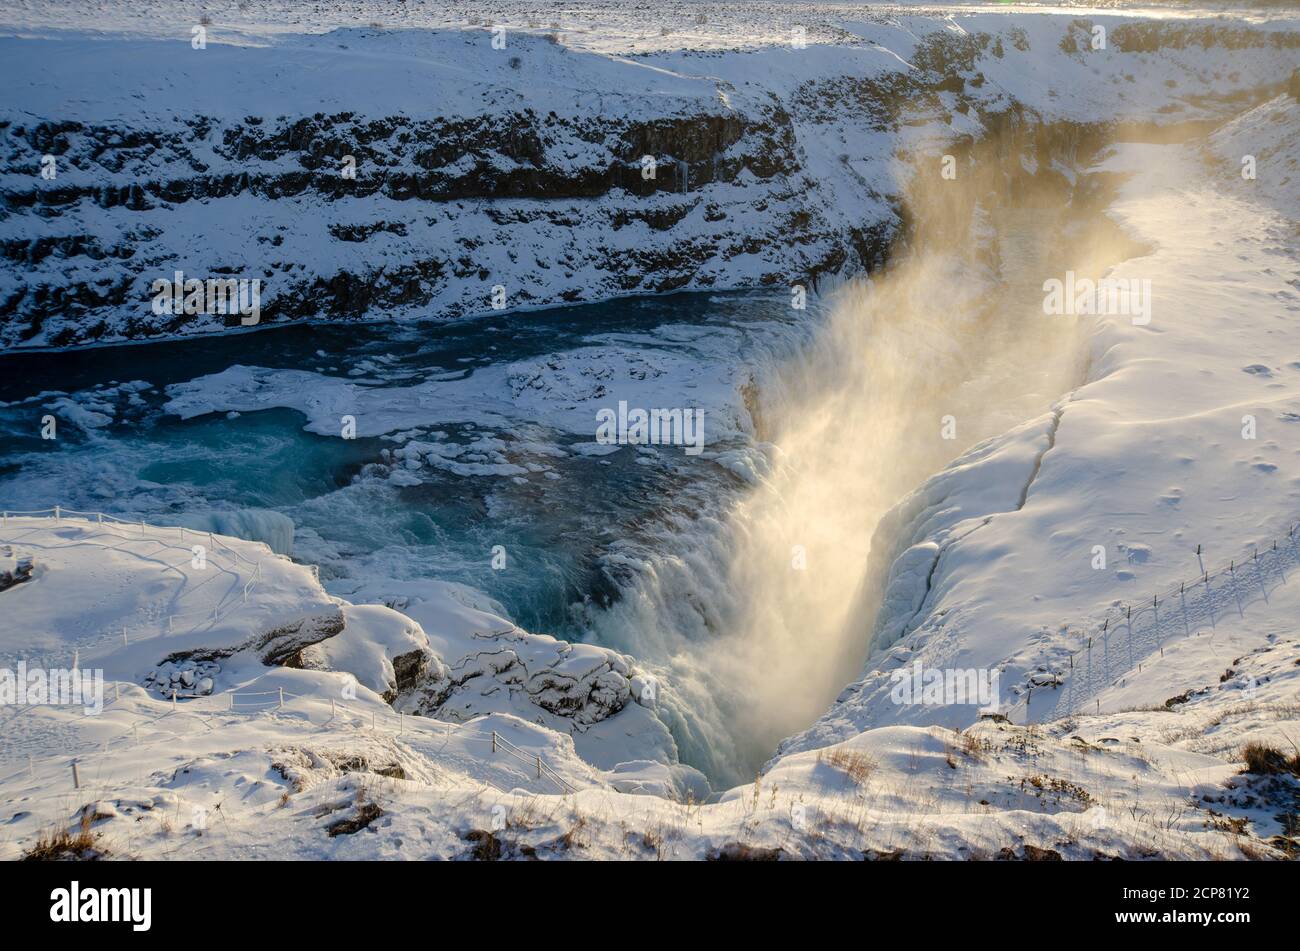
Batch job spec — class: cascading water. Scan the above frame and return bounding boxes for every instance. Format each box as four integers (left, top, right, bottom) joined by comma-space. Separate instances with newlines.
578, 131, 1134, 789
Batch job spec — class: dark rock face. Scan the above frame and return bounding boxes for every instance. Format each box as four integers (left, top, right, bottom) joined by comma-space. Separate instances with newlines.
154, 610, 346, 669
256, 612, 350, 667
0, 546, 34, 592
1, 21, 1293, 350
0, 99, 835, 348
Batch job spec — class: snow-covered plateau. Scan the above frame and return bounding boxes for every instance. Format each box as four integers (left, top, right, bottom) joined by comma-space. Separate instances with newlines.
1, 2, 1298, 861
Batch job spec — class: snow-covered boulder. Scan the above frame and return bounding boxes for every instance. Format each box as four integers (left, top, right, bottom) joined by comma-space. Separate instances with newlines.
335, 579, 679, 770
298, 603, 448, 705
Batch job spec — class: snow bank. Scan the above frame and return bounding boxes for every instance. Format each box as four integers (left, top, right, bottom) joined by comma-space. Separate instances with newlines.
0, 515, 674, 783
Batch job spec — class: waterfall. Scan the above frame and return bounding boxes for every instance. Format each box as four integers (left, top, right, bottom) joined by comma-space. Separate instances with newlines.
578, 135, 1118, 788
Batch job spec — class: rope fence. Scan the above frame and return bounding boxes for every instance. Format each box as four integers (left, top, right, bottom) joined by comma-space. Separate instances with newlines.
1, 507, 281, 645
1020, 515, 1300, 721
0, 680, 577, 797
14, 508, 1294, 788
1, 507, 577, 798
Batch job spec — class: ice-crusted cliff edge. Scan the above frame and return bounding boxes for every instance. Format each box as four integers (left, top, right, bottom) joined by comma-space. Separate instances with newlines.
2, 13, 1296, 348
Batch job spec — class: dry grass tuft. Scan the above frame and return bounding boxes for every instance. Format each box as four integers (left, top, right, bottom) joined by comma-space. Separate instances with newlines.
819, 747, 877, 785
22, 814, 103, 861
1240, 741, 1300, 777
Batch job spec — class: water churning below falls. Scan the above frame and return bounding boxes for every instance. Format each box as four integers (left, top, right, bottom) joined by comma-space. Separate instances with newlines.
573, 127, 1149, 785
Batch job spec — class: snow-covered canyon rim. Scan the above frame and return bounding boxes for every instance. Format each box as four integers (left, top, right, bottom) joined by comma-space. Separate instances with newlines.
1, 5, 1297, 348
1, 2, 1299, 863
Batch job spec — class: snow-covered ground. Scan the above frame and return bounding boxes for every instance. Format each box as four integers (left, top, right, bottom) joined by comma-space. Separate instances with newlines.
0, 513, 696, 798
1, 3, 1298, 860
1, 507, 1296, 859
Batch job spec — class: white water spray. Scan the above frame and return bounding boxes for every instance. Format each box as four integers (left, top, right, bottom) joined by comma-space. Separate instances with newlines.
583, 142, 1134, 787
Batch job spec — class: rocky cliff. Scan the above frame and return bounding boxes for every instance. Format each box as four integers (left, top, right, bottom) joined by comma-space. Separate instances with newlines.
0, 14, 1295, 349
